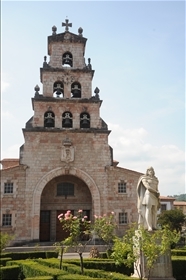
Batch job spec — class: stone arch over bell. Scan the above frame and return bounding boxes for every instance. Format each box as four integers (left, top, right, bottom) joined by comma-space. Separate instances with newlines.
31, 167, 101, 240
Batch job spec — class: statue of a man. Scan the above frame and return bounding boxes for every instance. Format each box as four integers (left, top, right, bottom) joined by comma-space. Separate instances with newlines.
137, 167, 160, 231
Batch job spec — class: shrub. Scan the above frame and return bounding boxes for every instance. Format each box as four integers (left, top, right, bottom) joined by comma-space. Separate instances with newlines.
172, 258, 186, 280
0, 257, 12, 266
171, 249, 186, 256
57, 274, 94, 279
0, 264, 20, 280
7, 259, 67, 280
25, 277, 53, 280
63, 258, 132, 275
0, 251, 58, 260
0, 232, 14, 253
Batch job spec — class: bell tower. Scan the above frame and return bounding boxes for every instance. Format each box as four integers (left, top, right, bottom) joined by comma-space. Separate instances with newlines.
25, 19, 109, 133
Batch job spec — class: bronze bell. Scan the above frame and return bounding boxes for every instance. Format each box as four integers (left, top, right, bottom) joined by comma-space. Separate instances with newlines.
45, 118, 54, 127
54, 83, 63, 97
81, 118, 90, 128
63, 54, 72, 67
63, 118, 72, 127
72, 85, 81, 98
56, 89, 63, 98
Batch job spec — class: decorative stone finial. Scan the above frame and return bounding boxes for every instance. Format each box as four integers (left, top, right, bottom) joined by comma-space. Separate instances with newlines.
62, 19, 72, 32
43, 56, 48, 68
87, 58, 92, 70
34, 85, 40, 96
94, 87, 100, 100
52, 25, 57, 35
78, 27, 83, 36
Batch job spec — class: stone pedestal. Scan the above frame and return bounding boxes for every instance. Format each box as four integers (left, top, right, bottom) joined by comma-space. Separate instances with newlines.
133, 251, 175, 279
132, 231, 175, 280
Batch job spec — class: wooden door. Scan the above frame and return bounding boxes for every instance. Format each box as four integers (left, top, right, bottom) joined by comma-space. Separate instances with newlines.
40, 210, 50, 241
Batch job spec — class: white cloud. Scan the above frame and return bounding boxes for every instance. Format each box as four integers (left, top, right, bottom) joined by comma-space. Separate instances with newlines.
1, 144, 20, 159
2, 110, 14, 119
1, 79, 10, 93
108, 122, 185, 196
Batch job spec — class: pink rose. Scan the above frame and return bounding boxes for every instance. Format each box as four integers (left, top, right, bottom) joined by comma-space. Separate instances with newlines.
58, 213, 63, 219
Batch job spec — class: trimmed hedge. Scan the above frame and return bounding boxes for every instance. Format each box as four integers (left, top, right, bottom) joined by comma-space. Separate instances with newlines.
172, 258, 186, 280
57, 274, 95, 279
0, 257, 12, 266
35, 258, 135, 279
0, 251, 58, 260
7, 259, 68, 280
171, 249, 186, 256
0, 264, 20, 280
25, 277, 53, 280
63, 259, 132, 275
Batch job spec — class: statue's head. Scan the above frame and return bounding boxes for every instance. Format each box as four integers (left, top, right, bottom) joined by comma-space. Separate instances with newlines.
146, 167, 155, 176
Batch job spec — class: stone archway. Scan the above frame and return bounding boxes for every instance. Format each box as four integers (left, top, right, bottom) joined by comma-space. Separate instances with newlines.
31, 167, 100, 240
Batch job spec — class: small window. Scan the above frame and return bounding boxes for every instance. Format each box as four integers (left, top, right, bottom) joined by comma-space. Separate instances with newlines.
4, 182, 13, 194
2, 214, 12, 226
119, 212, 128, 224
118, 182, 126, 193
57, 182, 74, 197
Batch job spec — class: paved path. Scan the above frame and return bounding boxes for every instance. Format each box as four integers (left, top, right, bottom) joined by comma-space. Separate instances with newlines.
62, 252, 90, 259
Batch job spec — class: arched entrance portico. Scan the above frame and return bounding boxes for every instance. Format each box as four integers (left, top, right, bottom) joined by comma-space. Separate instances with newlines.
31, 167, 100, 241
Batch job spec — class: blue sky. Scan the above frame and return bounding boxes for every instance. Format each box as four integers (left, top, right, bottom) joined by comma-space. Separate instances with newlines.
1, 1, 185, 196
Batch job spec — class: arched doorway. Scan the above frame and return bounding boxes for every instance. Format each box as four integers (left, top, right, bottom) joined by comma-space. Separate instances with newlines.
39, 174, 92, 242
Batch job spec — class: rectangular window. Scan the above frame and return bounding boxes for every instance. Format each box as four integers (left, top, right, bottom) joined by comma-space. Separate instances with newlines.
57, 182, 74, 197
2, 214, 12, 226
4, 182, 13, 194
118, 182, 126, 193
119, 212, 128, 224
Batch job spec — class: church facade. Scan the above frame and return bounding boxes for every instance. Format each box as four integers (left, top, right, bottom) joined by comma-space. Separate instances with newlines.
0, 20, 142, 245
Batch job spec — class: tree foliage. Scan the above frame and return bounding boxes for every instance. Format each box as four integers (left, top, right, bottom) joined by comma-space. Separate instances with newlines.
57, 209, 91, 274
158, 209, 186, 232
93, 212, 117, 250
0, 232, 14, 253
112, 224, 180, 280
173, 193, 186, 201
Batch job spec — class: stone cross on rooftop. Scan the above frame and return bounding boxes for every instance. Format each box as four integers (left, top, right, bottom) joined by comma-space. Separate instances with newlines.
62, 19, 72, 32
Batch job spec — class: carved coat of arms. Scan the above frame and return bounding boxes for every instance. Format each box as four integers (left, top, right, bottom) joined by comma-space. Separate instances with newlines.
61, 137, 74, 163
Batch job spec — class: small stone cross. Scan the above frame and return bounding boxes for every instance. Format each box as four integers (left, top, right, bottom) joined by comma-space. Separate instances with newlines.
62, 19, 72, 32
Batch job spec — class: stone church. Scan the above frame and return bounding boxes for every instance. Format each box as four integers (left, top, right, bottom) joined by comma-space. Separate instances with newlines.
0, 20, 142, 245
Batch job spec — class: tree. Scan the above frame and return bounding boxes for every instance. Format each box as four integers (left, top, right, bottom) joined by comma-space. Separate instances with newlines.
112, 224, 180, 280
93, 212, 117, 255
0, 232, 14, 253
158, 209, 186, 232
57, 210, 91, 274
172, 194, 186, 201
